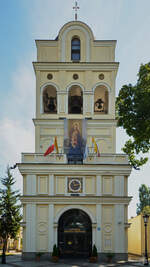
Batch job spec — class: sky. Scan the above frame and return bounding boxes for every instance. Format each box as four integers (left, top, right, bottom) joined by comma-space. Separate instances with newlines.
0, 0, 150, 218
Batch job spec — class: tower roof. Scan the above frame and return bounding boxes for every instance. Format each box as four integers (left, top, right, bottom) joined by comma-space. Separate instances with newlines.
57, 21, 94, 41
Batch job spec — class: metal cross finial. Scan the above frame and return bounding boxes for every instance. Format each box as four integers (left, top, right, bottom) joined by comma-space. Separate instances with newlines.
73, 1, 79, 21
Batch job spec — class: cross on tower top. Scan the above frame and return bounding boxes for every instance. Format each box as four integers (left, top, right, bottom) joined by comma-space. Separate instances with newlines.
73, 1, 80, 21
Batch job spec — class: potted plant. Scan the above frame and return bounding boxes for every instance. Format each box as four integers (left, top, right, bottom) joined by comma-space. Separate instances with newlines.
106, 252, 114, 263
51, 244, 59, 262
89, 244, 98, 263
36, 252, 43, 261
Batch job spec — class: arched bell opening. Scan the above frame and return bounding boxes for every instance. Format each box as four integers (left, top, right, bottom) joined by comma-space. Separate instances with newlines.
68, 85, 83, 114
43, 85, 57, 113
94, 85, 108, 114
58, 209, 92, 258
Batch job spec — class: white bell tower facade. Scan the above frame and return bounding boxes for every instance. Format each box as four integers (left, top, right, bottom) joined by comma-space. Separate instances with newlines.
18, 21, 132, 261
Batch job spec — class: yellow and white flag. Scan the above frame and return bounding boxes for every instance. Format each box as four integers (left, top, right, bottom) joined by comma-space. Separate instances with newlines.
54, 137, 59, 154
92, 137, 100, 157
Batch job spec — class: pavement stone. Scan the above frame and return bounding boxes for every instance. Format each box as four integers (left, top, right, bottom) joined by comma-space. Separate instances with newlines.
0, 255, 145, 267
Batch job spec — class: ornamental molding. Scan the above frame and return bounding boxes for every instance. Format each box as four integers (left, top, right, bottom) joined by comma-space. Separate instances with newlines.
36, 40, 58, 47
18, 165, 132, 176
54, 204, 96, 224
20, 196, 132, 206
18, 163, 132, 176
93, 40, 116, 47
33, 62, 119, 72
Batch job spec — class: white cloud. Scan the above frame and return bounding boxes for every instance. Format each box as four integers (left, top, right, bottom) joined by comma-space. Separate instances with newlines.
0, 54, 35, 162
3, 57, 35, 122
0, 118, 34, 164
0, 117, 34, 193
0, 54, 35, 192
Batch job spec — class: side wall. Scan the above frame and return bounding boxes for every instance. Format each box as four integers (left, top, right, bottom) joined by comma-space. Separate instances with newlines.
128, 215, 142, 255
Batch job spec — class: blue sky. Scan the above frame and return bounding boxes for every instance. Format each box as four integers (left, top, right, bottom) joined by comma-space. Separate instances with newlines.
0, 0, 150, 218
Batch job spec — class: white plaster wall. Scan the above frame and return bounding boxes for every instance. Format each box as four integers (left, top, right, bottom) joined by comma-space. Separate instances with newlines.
48, 204, 54, 251
25, 204, 36, 252
26, 175, 36, 195
114, 205, 125, 253
49, 174, 54, 195
114, 176, 124, 196
96, 175, 102, 196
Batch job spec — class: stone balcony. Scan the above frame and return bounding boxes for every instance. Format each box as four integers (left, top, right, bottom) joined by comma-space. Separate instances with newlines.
21, 152, 129, 165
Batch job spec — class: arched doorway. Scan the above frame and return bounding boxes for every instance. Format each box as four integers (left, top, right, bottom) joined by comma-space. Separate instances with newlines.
58, 209, 92, 257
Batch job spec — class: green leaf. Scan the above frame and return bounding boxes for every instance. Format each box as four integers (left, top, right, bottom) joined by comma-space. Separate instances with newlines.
116, 62, 150, 168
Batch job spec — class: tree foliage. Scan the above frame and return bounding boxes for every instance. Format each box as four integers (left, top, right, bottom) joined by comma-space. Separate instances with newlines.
116, 62, 150, 169
137, 184, 150, 215
0, 166, 22, 263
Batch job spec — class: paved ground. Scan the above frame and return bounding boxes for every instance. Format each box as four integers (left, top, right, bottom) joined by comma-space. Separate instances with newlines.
0, 254, 146, 267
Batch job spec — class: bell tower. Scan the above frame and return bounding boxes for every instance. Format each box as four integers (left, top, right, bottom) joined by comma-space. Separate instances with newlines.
18, 20, 132, 261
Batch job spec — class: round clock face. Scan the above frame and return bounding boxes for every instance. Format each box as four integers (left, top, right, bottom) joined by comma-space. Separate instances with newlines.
69, 179, 81, 192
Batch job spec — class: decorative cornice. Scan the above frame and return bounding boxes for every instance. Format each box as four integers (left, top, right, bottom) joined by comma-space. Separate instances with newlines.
33, 62, 119, 72
35, 40, 58, 47
17, 161, 132, 176
93, 40, 116, 47
20, 195, 132, 205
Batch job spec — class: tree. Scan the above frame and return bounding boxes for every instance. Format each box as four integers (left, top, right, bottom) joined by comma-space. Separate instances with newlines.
136, 184, 150, 215
116, 62, 150, 169
0, 166, 22, 264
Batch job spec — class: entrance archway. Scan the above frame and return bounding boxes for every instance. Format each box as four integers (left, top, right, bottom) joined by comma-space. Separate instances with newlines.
58, 209, 92, 257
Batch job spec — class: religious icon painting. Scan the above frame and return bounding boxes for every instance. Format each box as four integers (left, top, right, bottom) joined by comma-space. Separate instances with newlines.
64, 119, 87, 162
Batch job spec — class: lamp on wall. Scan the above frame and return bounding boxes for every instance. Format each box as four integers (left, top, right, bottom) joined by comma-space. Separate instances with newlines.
143, 214, 149, 265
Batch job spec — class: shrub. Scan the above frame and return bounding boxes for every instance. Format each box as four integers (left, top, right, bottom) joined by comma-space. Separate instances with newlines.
92, 244, 98, 257
52, 244, 59, 257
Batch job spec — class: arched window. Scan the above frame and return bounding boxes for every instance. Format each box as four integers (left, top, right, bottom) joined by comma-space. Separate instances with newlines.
94, 85, 108, 114
71, 37, 80, 61
68, 85, 83, 114
43, 85, 57, 113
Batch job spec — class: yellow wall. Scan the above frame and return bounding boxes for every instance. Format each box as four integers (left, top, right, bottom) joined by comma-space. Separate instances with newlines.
37, 45, 58, 62
141, 216, 150, 256
36, 22, 116, 63
128, 215, 150, 255
128, 215, 142, 255
85, 176, 96, 194
38, 176, 48, 194
55, 176, 66, 194
102, 176, 113, 195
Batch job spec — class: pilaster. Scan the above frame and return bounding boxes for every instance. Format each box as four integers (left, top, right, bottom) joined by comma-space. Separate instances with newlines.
25, 204, 36, 252
48, 204, 54, 251
114, 204, 125, 253
96, 175, 102, 196
96, 204, 102, 252
49, 174, 54, 195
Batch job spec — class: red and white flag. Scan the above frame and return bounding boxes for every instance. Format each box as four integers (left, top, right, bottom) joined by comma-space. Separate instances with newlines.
44, 137, 59, 156
44, 141, 54, 156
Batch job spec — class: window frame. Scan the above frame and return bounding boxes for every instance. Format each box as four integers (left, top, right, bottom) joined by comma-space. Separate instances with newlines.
71, 37, 81, 61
